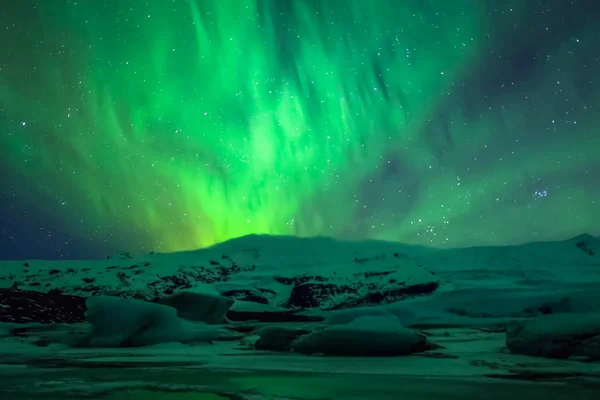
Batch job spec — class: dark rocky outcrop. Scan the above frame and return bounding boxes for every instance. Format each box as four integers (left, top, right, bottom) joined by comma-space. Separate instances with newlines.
0, 288, 86, 324
570, 234, 599, 257
287, 280, 439, 310
221, 289, 268, 304
575, 240, 596, 256
274, 275, 326, 286
288, 282, 358, 309
327, 282, 440, 310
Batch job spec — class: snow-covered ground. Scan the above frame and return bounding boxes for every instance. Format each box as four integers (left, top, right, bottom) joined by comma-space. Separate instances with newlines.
1, 234, 600, 399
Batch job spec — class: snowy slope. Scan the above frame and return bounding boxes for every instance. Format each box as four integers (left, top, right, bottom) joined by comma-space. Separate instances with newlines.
0, 235, 437, 310
1, 233, 599, 325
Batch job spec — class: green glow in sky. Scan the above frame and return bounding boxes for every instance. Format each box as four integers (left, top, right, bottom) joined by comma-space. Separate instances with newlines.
1, 0, 599, 257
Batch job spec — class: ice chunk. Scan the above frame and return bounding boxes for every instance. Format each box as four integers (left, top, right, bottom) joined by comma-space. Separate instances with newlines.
81, 296, 235, 347
506, 313, 600, 359
291, 315, 427, 356
157, 291, 233, 324
255, 325, 310, 351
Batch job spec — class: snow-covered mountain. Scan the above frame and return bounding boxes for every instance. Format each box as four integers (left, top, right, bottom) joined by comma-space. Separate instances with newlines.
2, 233, 599, 323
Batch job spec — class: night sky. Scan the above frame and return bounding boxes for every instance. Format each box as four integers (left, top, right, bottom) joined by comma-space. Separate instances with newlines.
1, 0, 599, 260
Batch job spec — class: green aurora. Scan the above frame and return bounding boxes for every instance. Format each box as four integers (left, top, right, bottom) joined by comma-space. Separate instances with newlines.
1, 0, 599, 257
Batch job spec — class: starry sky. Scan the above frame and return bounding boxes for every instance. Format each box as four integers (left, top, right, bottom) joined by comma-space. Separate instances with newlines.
1, 0, 599, 260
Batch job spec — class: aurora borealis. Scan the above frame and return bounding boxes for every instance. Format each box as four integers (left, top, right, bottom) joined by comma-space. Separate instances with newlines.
1, 0, 599, 259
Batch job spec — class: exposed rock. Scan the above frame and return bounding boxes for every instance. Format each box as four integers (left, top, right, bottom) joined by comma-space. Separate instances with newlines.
287, 279, 439, 311
291, 315, 429, 356
570, 234, 599, 256
353, 270, 395, 278
288, 282, 357, 309
255, 326, 311, 351
148, 275, 193, 295
221, 289, 268, 304
274, 275, 326, 286
0, 288, 86, 324
506, 313, 600, 360
326, 282, 440, 310
144, 265, 254, 298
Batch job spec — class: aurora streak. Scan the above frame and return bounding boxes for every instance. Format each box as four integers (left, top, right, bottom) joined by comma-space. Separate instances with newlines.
1, 0, 599, 258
